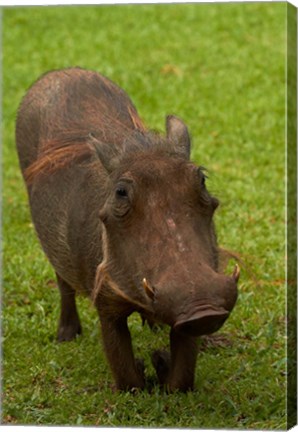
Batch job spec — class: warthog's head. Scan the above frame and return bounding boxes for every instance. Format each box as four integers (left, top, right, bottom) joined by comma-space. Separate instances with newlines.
93, 116, 238, 336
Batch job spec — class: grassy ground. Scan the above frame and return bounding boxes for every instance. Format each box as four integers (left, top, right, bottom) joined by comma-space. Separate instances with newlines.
2, 3, 287, 429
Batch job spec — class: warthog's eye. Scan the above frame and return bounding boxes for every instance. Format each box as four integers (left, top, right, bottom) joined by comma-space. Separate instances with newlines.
197, 166, 208, 188
115, 178, 133, 200
201, 174, 206, 187
195, 166, 218, 211
112, 179, 134, 219
116, 186, 128, 198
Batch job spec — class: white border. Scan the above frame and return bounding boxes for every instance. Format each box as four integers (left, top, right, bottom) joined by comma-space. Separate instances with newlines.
0, 0, 297, 7
1, 1, 297, 432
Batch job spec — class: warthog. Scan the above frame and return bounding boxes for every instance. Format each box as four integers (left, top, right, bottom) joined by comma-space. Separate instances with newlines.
16, 67, 239, 391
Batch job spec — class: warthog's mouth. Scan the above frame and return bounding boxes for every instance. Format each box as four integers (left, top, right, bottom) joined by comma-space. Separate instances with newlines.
173, 305, 229, 337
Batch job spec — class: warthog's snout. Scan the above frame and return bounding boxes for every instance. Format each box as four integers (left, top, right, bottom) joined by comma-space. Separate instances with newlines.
174, 305, 230, 337
143, 264, 239, 337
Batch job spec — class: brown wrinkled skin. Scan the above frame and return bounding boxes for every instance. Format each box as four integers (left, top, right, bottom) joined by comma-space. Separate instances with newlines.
16, 67, 238, 392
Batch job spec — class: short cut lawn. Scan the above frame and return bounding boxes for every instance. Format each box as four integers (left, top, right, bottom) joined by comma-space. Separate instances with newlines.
2, 3, 287, 429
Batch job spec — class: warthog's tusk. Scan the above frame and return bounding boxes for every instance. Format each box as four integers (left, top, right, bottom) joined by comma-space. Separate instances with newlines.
233, 264, 240, 282
142, 278, 155, 300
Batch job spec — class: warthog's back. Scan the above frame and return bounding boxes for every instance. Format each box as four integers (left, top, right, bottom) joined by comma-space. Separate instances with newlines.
15, 68, 145, 294
16, 67, 145, 173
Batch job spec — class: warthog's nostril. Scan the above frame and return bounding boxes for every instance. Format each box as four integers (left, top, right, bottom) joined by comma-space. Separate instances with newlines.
174, 307, 229, 337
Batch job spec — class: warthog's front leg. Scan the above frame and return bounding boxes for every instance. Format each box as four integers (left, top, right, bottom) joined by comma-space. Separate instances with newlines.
152, 329, 198, 392
168, 329, 198, 391
99, 313, 145, 391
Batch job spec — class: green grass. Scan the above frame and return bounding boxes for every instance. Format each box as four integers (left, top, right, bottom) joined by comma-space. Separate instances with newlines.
2, 3, 287, 429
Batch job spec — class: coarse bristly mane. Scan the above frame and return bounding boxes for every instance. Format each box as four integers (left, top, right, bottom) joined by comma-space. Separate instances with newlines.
24, 134, 95, 185
23, 126, 175, 186
23, 96, 147, 185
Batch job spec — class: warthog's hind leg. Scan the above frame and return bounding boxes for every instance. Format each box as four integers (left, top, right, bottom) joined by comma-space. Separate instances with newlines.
56, 273, 82, 342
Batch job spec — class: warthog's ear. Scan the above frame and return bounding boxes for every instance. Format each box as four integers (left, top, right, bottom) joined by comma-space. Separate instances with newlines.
88, 133, 122, 173
166, 115, 191, 159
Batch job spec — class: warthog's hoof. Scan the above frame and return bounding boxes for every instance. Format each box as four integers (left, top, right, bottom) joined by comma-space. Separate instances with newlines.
151, 349, 171, 385
57, 322, 82, 342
